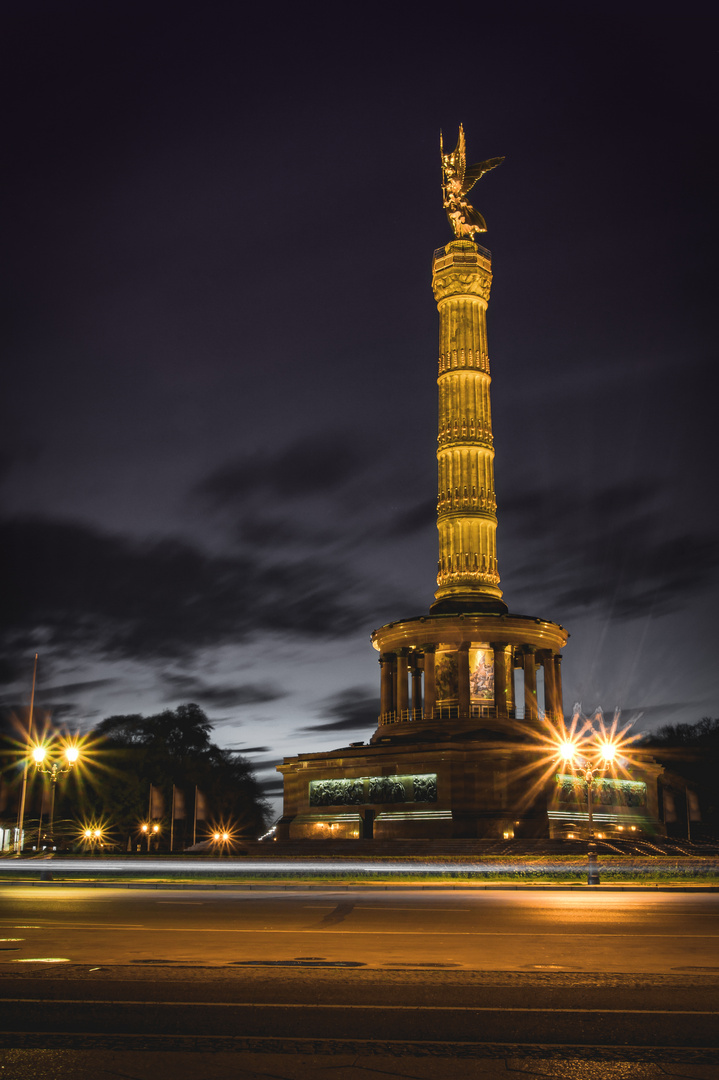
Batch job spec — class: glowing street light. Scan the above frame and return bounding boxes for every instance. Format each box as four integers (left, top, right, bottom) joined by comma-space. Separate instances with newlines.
548, 706, 636, 885
209, 823, 235, 854
558, 741, 578, 764
32, 738, 82, 845
140, 822, 160, 853
80, 823, 106, 850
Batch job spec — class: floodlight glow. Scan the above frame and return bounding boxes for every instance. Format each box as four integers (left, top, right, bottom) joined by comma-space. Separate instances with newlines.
65, 746, 79, 763
32, 745, 46, 764
599, 742, 617, 763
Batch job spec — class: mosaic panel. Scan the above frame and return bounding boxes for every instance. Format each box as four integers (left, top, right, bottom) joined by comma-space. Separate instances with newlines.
555, 775, 647, 808
309, 773, 438, 807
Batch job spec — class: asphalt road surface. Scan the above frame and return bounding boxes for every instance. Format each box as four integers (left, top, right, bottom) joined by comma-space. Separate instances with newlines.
1, 885, 718, 1078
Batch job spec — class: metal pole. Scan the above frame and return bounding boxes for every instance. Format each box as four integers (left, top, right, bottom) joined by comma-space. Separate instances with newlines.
587, 770, 600, 885
170, 785, 175, 853
16, 653, 38, 853
36, 779, 44, 850
193, 785, 198, 847
48, 778, 57, 842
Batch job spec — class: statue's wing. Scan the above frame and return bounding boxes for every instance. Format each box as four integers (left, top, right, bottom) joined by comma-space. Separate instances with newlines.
461, 156, 505, 196
456, 125, 467, 186
445, 124, 466, 187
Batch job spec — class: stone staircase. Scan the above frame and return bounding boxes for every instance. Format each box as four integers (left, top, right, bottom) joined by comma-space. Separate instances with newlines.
235, 836, 719, 859
239, 838, 591, 859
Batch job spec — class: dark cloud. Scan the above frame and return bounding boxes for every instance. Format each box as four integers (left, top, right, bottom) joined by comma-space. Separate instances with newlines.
223, 746, 271, 754
259, 779, 284, 796
502, 481, 660, 544
298, 687, 378, 735
386, 499, 435, 538
0, 516, 378, 663
237, 515, 316, 550
37, 678, 115, 698
503, 481, 719, 620
195, 433, 363, 506
0, 656, 31, 686
0, 449, 12, 485
619, 703, 700, 725
162, 673, 285, 710
1, 676, 112, 724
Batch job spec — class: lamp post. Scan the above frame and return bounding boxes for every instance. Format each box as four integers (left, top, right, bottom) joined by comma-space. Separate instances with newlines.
558, 737, 618, 886
32, 742, 81, 847
81, 826, 105, 851
211, 829, 232, 856
140, 822, 160, 853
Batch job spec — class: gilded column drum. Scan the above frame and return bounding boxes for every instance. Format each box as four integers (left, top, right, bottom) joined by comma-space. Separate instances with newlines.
432, 240, 503, 605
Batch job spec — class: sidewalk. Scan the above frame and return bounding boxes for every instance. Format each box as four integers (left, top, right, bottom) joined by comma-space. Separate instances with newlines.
2, 1044, 718, 1079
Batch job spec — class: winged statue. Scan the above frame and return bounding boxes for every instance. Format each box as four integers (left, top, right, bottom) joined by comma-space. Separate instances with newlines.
441, 125, 504, 240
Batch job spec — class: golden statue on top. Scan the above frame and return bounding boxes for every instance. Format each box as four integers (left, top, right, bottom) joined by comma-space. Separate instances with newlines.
441, 125, 504, 239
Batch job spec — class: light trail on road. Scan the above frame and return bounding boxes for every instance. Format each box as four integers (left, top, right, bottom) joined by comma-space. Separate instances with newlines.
3, 856, 714, 877
2, 886, 719, 973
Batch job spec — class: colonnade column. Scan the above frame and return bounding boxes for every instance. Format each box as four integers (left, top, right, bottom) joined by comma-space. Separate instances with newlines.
396, 649, 409, 717
553, 654, 564, 723
410, 656, 423, 718
493, 642, 512, 718
541, 651, 557, 721
457, 643, 470, 717
523, 646, 538, 722
423, 647, 436, 719
379, 653, 394, 718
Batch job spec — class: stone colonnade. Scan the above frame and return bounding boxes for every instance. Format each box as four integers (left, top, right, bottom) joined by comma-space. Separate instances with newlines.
376, 635, 565, 727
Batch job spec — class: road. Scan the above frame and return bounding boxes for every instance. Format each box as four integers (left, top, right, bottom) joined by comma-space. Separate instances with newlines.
2, 884, 719, 970
1, 885, 718, 1077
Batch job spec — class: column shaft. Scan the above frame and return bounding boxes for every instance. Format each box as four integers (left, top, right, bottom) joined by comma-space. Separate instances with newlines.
379, 654, 394, 717
411, 659, 423, 719
396, 651, 409, 715
542, 652, 557, 721
493, 642, 511, 718
553, 655, 564, 724
523, 648, 538, 723
423, 648, 436, 719
431, 242, 505, 610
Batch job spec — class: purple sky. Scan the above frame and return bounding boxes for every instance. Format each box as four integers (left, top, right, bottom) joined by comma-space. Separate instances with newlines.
2, 3, 716, 812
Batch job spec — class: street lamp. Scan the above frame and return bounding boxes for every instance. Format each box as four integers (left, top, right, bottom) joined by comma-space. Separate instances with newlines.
209, 823, 235, 855
80, 824, 105, 851
140, 822, 160, 853
557, 735, 619, 885
32, 740, 81, 847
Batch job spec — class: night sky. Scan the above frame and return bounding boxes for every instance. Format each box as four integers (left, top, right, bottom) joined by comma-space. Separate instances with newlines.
3, 3, 716, 811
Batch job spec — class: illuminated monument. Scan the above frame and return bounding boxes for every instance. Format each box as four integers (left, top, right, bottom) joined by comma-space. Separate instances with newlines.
277, 127, 662, 841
